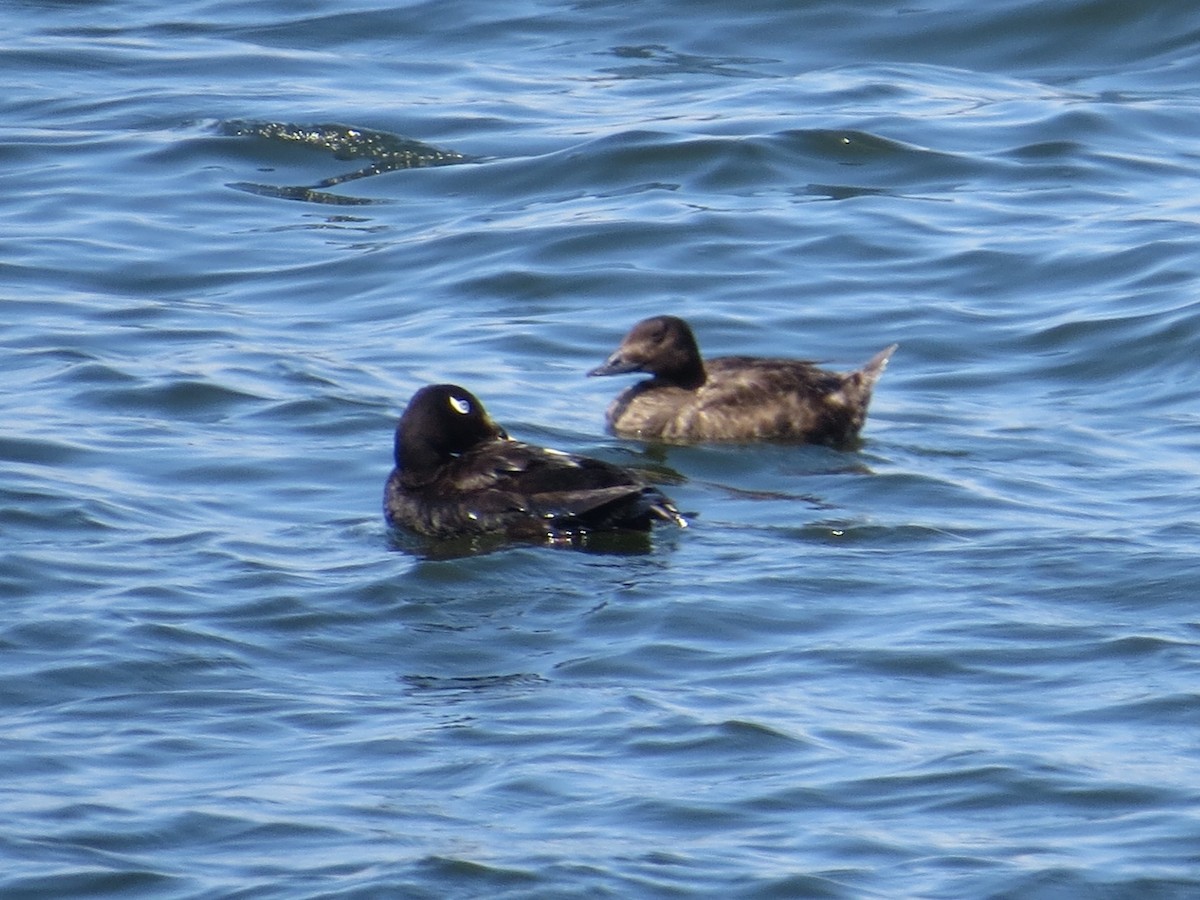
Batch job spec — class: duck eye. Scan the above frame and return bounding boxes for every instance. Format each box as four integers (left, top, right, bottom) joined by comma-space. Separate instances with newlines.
448, 396, 471, 415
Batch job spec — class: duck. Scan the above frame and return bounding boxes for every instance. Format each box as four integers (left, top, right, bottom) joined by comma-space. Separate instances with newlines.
384, 384, 687, 540
588, 315, 897, 447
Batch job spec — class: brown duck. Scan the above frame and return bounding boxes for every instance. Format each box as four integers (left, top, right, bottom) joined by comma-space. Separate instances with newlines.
589, 315, 897, 448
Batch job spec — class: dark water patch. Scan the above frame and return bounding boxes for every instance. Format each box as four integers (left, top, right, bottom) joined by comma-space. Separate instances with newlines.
409, 857, 541, 897
778, 128, 937, 162
1021, 294, 1200, 389
227, 180, 381, 205
602, 43, 779, 80
49, 361, 142, 392
218, 120, 477, 203
401, 672, 550, 696
832, 758, 1177, 818
723, 871, 855, 899
220, 121, 474, 167
0, 869, 181, 900
1063, 692, 1200, 726
989, 870, 1200, 900
801, 182, 917, 202
791, 0, 1200, 80
824, 648, 982, 681
78, 378, 267, 419
0, 436, 90, 466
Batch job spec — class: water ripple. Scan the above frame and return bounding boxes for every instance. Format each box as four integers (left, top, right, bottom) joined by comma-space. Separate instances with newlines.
4, 0, 1200, 896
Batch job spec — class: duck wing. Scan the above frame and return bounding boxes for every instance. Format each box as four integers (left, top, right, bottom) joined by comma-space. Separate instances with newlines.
454, 440, 685, 533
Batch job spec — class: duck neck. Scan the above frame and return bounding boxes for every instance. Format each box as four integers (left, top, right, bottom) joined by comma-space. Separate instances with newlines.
665, 358, 706, 390
395, 433, 443, 484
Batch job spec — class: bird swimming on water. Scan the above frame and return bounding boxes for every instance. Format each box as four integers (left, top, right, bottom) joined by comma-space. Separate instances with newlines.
384, 384, 687, 540
589, 315, 897, 447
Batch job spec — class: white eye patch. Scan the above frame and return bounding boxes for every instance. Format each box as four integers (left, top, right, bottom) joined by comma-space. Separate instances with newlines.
448, 395, 472, 415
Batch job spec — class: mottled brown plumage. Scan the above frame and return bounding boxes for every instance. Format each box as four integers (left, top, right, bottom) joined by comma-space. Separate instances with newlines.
589, 315, 896, 447
384, 384, 687, 539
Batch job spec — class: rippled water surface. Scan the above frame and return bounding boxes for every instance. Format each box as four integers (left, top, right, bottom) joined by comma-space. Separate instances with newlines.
5, 1, 1200, 897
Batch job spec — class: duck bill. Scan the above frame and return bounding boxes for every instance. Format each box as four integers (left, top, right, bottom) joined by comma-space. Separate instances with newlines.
588, 353, 642, 377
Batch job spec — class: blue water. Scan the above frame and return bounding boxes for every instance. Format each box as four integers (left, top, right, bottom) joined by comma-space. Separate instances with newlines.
5, 1, 1200, 897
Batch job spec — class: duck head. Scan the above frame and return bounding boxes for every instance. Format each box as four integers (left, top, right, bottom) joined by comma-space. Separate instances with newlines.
588, 315, 706, 388
394, 384, 507, 473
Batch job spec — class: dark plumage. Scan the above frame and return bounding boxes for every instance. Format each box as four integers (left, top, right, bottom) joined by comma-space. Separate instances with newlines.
384, 384, 687, 540
589, 315, 897, 447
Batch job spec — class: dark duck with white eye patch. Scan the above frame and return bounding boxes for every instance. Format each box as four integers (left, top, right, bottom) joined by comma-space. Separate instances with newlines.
384, 384, 687, 539
589, 315, 897, 448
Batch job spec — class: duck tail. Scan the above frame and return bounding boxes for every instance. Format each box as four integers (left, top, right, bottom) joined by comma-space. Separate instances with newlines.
858, 343, 898, 390
827, 343, 898, 447
649, 497, 689, 528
